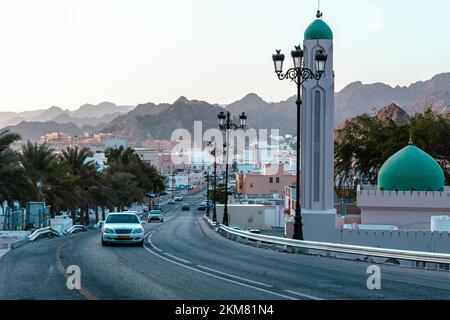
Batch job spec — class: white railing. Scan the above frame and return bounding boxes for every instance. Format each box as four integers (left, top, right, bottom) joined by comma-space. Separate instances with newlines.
66, 225, 87, 234
204, 216, 450, 265
28, 227, 61, 242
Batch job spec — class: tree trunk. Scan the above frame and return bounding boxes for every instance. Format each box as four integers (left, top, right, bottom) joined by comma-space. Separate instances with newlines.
71, 209, 76, 225
50, 205, 56, 219
95, 206, 99, 224
85, 205, 89, 226
101, 206, 106, 221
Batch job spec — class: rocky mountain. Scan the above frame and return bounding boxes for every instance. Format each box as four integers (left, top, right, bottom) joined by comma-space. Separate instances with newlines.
375, 102, 410, 125
51, 112, 122, 128
335, 73, 450, 125
70, 102, 134, 119
102, 97, 224, 144
32, 106, 65, 122
3, 72, 450, 143
99, 94, 300, 144
3, 121, 82, 141
335, 103, 411, 143
0, 102, 134, 129
227, 93, 297, 134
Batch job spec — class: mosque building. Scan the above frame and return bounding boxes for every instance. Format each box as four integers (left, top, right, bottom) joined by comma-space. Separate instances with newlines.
285, 12, 450, 253
357, 139, 450, 231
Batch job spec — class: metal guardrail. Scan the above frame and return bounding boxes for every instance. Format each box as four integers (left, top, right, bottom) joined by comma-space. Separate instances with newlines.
66, 225, 87, 234
204, 216, 450, 265
28, 227, 61, 242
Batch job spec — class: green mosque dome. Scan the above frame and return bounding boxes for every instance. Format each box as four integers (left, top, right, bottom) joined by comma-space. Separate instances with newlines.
304, 19, 333, 40
378, 144, 445, 192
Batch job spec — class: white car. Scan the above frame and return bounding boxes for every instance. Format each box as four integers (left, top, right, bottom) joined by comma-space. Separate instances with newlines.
174, 195, 183, 201
101, 212, 145, 246
148, 210, 164, 222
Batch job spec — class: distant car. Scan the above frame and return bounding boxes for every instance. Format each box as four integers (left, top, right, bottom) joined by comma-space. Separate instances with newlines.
181, 204, 190, 211
249, 229, 261, 234
167, 198, 175, 204
174, 195, 183, 201
148, 210, 164, 222
152, 204, 162, 211
197, 204, 206, 211
101, 212, 144, 246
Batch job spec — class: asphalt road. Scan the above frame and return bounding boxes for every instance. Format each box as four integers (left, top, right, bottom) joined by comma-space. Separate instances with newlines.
0, 192, 449, 300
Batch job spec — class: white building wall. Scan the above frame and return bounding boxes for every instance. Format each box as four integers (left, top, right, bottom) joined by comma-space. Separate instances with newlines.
357, 190, 450, 230
215, 204, 271, 230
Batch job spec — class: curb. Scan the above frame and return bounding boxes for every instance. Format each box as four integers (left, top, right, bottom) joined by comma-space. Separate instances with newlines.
9, 238, 28, 250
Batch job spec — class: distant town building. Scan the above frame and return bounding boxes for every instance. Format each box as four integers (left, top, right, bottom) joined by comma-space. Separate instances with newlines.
134, 148, 159, 167
236, 164, 296, 197
40, 132, 73, 145
142, 139, 176, 151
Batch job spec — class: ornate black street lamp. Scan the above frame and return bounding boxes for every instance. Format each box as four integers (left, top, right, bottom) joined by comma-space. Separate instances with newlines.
204, 170, 211, 217
217, 111, 247, 226
207, 141, 218, 222
272, 45, 327, 240
210, 145, 218, 222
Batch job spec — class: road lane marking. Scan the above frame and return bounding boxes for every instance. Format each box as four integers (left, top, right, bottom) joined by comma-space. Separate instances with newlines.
150, 244, 163, 253
143, 245, 298, 300
283, 289, 323, 301
163, 252, 192, 264
197, 265, 273, 288
0, 249, 10, 259
56, 239, 98, 300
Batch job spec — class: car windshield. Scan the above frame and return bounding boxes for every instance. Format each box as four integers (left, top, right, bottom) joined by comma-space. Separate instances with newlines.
105, 214, 139, 224
149, 210, 162, 214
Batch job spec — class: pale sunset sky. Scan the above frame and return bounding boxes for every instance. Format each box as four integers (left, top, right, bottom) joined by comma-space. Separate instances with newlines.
0, 0, 449, 111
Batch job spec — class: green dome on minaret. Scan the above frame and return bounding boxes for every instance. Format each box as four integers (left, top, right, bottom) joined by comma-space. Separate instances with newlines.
378, 144, 445, 192
304, 19, 333, 40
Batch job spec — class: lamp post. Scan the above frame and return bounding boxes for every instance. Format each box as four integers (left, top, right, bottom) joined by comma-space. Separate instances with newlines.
272, 45, 327, 240
204, 170, 210, 217
210, 146, 218, 222
217, 111, 247, 226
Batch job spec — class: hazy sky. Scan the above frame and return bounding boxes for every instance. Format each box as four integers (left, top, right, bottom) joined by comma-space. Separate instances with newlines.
0, 0, 449, 112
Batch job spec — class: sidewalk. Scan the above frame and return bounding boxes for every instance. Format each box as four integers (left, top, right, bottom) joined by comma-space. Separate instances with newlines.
0, 238, 17, 250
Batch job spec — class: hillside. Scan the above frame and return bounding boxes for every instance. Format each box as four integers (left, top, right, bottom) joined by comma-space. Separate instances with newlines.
335, 73, 450, 125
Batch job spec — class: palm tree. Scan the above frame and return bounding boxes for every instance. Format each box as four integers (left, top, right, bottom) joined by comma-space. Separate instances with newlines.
20, 142, 57, 200
106, 172, 142, 212
19, 141, 75, 217
61, 146, 99, 225
0, 131, 27, 202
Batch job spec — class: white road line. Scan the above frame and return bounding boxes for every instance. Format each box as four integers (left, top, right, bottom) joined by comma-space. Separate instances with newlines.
283, 289, 323, 301
0, 249, 10, 259
150, 244, 163, 253
197, 265, 273, 288
163, 252, 192, 264
143, 245, 298, 300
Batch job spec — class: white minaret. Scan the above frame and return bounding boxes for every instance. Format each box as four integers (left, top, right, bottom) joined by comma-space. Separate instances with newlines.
300, 14, 336, 218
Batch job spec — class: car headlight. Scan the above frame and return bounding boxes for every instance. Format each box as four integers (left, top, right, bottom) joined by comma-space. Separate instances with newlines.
132, 228, 144, 234
104, 228, 115, 234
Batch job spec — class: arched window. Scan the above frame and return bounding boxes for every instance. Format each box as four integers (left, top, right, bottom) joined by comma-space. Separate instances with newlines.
313, 90, 321, 202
